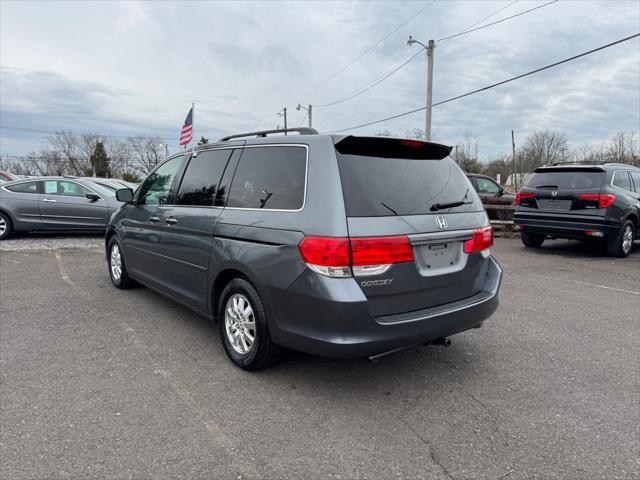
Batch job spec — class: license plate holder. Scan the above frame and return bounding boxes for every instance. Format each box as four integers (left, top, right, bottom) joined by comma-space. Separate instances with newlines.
414, 241, 461, 275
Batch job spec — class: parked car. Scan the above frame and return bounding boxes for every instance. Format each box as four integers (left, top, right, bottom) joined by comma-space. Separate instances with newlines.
0, 177, 123, 240
467, 173, 516, 220
79, 177, 137, 193
0, 171, 20, 184
106, 128, 502, 370
514, 163, 640, 257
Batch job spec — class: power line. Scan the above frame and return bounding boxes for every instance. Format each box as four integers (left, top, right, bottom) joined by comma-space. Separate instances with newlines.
326, 33, 640, 134
295, 0, 438, 103
313, 0, 555, 109
315, 50, 423, 107
437, 0, 558, 42
438, 0, 519, 44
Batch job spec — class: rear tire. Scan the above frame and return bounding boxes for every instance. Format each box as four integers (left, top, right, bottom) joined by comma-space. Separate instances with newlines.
218, 278, 282, 371
107, 236, 134, 289
521, 232, 544, 248
0, 212, 13, 240
607, 220, 634, 258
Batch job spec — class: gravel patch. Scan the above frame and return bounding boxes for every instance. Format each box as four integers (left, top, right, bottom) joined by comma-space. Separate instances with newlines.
0, 233, 104, 251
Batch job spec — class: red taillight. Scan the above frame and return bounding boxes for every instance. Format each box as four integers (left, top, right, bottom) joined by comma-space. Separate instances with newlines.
298, 237, 350, 267
577, 193, 616, 209
516, 192, 535, 205
298, 235, 414, 277
464, 226, 493, 254
350, 236, 414, 266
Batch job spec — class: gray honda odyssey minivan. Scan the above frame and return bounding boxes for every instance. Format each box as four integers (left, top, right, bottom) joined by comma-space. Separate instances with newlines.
106, 128, 502, 370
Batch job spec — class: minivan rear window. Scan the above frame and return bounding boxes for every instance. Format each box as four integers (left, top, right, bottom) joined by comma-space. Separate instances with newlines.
527, 171, 605, 190
336, 154, 480, 217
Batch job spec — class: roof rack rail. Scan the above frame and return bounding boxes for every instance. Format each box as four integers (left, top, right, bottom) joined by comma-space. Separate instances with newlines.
219, 127, 319, 142
545, 160, 606, 166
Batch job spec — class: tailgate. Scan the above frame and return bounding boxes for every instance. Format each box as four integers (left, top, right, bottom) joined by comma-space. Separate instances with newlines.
334, 135, 491, 317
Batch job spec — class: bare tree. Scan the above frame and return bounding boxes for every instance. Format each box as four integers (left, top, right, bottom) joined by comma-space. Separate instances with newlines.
127, 135, 165, 176
520, 130, 568, 170
455, 131, 482, 173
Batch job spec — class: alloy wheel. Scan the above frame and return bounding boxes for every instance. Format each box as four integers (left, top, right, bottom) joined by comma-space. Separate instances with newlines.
110, 244, 122, 281
622, 225, 633, 255
0, 217, 6, 237
224, 293, 256, 355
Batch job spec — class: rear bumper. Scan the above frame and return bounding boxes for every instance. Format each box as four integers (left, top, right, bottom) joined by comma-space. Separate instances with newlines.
514, 211, 619, 240
266, 256, 502, 359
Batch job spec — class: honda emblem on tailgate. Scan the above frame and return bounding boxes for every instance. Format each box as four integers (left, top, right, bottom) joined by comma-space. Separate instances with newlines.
435, 216, 448, 230
551, 191, 558, 198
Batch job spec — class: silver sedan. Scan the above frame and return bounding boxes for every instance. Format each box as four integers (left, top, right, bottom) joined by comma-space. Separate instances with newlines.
0, 177, 124, 240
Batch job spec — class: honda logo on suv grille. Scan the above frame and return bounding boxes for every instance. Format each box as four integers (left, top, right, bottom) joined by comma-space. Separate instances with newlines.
435, 216, 448, 230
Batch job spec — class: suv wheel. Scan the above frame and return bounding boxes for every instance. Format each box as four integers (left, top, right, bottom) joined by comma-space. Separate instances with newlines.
218, 278, 282, 370
521, 232, 544, 248
108, 236, 134, 288
607, 220, 635, 258
0, 212, 12, 240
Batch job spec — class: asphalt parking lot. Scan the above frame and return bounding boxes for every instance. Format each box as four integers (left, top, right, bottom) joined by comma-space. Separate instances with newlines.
1, 235, 639, 479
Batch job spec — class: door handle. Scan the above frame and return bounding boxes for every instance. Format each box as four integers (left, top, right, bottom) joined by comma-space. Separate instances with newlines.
149, 216, 160, 223
165, 217, 178, 225
42, 198, 57, 203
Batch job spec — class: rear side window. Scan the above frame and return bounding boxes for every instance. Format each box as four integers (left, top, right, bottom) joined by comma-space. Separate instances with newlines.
176, 149, 233, 206
612, 171, 632, 192
227, 146, 306, 210
527, 170, 604, 190
337, 155, 478, 217
630, 172, 640, 193
5, 181, 39, 193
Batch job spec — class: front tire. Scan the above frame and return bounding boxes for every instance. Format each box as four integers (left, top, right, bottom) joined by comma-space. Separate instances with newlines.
218, 278, 282, 371
0, 212, 13, 240
607, 220, 634, 258
521, 232, 545, 248
107, 236, 134, 288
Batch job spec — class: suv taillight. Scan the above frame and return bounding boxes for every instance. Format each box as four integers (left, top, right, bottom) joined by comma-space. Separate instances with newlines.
298, 236, 414, 278
463, 226, 493, 257
577, 193, 616, 209
516, 192, 535, 205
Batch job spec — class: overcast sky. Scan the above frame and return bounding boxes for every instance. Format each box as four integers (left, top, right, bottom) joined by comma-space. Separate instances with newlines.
1, 0, 639, 158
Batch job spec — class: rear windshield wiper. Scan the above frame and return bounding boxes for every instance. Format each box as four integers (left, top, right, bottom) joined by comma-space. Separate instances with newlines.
430, 188, 472, 212
380, 202, 398, 215
535, 184, 559, 189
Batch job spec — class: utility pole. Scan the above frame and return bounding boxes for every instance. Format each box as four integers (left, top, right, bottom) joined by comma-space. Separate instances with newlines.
425, 39, 435, 142
512, 130, 518, 191
296, 104, 313, 128
278, 108, 288, 134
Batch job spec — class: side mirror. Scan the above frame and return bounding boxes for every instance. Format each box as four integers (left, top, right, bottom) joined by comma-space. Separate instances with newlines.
498, 187, 504, 196
116, 188, 134, 203
85, 193, 100, 202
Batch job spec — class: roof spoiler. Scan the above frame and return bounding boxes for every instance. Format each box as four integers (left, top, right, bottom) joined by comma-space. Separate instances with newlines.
334, 135, 452, 160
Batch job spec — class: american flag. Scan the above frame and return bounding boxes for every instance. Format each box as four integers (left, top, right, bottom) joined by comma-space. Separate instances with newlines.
179, 107, 193, 147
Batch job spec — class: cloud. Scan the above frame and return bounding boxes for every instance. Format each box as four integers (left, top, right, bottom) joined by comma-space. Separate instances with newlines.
0, 0, 638, 157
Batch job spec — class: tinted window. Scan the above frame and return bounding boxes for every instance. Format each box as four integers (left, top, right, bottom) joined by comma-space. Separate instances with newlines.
138, 156, 184, 205
476, 177, 501, 194
527, 171, 604, 190
337, 155, 479, 217
630, 172, 640, 193
176, 149, 232, 206
612, 171, 632, 192
227, 146, 306, 210
6, 181, 39, 193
